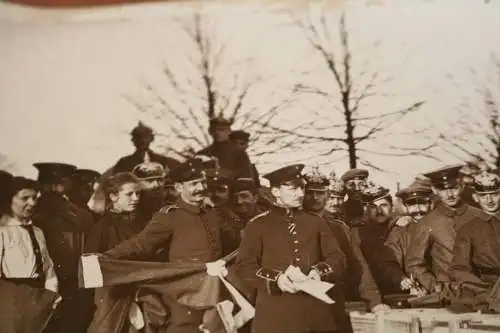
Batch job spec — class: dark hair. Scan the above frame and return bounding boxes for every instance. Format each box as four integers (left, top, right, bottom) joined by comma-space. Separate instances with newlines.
101, 172, 140, 197
0, 177, 39, 215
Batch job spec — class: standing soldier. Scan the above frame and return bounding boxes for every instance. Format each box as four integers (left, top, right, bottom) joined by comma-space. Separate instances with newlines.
32, 162, 95, 333
230, 130, 260, 186
236, 164, 348, 333
341, 169, 369, 227
112, 122, 180, 175
405, 165, 483, 298
449, 170, 500, 312
302, 168, 388, 318
197, 117, 253, 179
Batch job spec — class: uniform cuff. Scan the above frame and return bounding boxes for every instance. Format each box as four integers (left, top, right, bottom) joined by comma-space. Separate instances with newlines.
312, 262, 333, 277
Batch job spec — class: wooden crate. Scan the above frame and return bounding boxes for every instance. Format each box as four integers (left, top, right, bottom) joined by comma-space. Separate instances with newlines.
349, 308, 500, 333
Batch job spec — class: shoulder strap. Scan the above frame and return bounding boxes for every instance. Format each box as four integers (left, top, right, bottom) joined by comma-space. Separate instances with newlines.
159, 205, 178, 214
248, 210, 270, 225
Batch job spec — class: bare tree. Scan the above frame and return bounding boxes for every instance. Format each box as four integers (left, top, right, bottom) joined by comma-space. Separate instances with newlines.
437, 54, 500, 169
125, 7, 296, 160
258, 6, 435, 171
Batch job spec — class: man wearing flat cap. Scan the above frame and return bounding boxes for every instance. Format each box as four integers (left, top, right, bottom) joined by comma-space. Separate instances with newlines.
132, 160, 168, 221
303, 168, 388, 318
112, 122, 180, 175
384, 180, 435, 299
32, 163, 95, 333
105, 158, 234, 333
197, 117, 254, 180
341, 168, 369, 227
236, 164, 348, 333
350, 182, 408, 301
405, 164, 483, 298
448, 170, 500, 313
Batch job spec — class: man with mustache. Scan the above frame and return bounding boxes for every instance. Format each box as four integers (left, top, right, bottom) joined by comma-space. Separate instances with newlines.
303, 168, 389, 319
341, 169, 369, 227
132, 160, 168, 222
236, 164, 348, 333
384, 180, 434, 298
405, 165, 483, 298
449, 170, 500, 312
351, 182, 408, 299
105, 158, 231, 333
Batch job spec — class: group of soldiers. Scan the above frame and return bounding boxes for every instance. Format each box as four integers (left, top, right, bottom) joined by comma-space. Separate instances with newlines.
1, 117, 500, 333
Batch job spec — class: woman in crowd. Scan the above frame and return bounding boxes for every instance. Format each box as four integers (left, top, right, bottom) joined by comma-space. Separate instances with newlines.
85, 172, 145, 333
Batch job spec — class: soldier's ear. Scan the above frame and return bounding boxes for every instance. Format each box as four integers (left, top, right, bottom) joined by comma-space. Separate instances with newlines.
174, 183, 184, 193
431, 187, 439, 196
472, 193, 479, 204
270, 186, 280, 198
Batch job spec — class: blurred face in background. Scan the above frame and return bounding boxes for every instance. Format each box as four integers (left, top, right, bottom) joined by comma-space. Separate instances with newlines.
231, 189, 258, 218
303, 189, 328, 212
474, 191, 500, 215
211, 126, 231, 142
365, 197, 393, 224
324, 194, 345, 215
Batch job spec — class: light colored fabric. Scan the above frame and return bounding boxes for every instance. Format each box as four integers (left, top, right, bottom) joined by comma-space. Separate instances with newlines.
0, 215, 58, 291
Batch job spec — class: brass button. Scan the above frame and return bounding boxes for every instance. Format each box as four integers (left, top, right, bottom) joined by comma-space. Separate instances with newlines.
293, 240, 299, 244
295, 258, 300, 262
293, 249, 299, 253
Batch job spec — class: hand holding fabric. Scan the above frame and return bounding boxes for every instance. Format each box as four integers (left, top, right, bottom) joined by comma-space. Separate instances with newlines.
277, 273, 299, 294
206, 260, 228, 277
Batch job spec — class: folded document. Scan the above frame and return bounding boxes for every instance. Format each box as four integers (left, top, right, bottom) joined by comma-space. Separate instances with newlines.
285, 266, 336, 304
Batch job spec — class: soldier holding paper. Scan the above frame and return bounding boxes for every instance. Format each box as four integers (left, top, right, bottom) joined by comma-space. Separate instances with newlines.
236, 164, 347, 333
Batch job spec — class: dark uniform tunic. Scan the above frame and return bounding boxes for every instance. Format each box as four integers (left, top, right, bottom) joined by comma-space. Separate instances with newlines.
449, 212, 500, 312
351, 220, 405, 296
405, 202, 482, 292
84, 212, 146, 333
198, 141, 253, 179
236, 207, 347, 333
105, 199, 226, 333
113, 149, 180, 175
34, 192, 95, 333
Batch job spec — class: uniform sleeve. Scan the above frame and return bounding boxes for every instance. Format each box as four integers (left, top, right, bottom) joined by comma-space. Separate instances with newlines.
236, 220, 282, 296
0, 231, 4, 278
449, 222, 486, 288
405, 219, 436, 291
105, 212, 173, 260
84, 223, 105, 253
313, 219, 347, 283
349, 229, 383, 307
36, 228, 58, 293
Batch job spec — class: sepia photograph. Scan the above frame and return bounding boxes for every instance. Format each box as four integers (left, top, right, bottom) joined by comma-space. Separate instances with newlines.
1, 0, 500, 332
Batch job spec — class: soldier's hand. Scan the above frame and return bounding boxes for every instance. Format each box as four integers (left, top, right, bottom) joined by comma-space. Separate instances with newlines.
206, 260, 228, 277
277, 274, 299, 294
400, 277, 414, 290
371, 303, 391, 313
307, 269, 321, 281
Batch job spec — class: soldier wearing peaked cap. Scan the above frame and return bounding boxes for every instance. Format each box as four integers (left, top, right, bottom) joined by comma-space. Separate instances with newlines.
302, 169, 387, 317
111, 121, 180, 176
32, 163, 95, 333
349, 183, 408, 299
230, 130, 261, 187
132, 160, 169, 222
105, 158, 236, 333
448, 169, 500, 313
405, 164, 483, 297
236, 164, 348, 333
341, 169, 369, 227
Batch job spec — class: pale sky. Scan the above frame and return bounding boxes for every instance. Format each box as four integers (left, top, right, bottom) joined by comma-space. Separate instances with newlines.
0, 0, 499, 191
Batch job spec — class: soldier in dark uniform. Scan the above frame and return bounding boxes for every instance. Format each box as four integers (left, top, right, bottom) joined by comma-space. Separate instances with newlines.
405, 164, 483, 297
302, 168, 388, 321
449, 170, 500, 313
112, 122, 180, 175
351, 183, 406, 298
197, 117, 253, 179
230, 130, 260, 186
236, 164, 348, 333
32, 162, 95, 333
105, 158, 232, 333
341, 169, 369, 227
132, 160, 168, 221
71, 168, 101, 210
385, 181, 434, 299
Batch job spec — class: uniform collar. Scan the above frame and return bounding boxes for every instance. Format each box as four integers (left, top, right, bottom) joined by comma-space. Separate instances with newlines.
177, 198, 203, 214
0, 215, 33, 227
484, 211, 500, 223
437, 202, 467, 217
